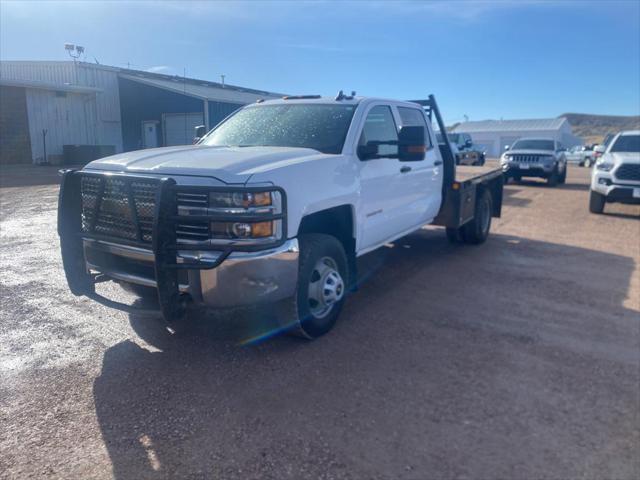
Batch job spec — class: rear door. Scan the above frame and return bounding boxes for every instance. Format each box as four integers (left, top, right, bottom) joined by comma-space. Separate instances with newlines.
395, 105, 442, 228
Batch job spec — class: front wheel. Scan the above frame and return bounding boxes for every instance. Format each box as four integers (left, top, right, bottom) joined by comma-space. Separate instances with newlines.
291, 234, 348, 339
547, 168, 559, 187
559, 164, 567, 184
589, 190, 605, 214
584, 158, 593, 168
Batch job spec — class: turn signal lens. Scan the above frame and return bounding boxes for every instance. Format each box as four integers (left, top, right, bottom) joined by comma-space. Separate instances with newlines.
251, 192, 272, 207
210, 221, 274, 239
251, 221, 273, 238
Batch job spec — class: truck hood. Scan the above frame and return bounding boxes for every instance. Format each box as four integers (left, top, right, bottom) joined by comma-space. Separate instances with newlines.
603, 152, 640, 164
506, 149, 555, 156
84, 145, 324, 184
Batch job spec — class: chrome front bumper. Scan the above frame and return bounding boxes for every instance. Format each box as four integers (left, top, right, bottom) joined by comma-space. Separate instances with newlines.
83, 238, 300, 308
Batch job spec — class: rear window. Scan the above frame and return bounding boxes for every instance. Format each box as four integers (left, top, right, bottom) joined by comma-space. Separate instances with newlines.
610, 134, 640, 153
397, 107, 432, 149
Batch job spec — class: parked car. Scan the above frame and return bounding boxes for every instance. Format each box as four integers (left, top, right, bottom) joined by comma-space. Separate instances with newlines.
589, 130, 640, 213
58, 94, 504, 339
436, 132, 486, 166
565, 145, 595, 167
500, 138, 567, 186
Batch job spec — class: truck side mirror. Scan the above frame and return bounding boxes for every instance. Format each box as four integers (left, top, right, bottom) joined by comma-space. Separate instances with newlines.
398, 126, 426, 162
465, 139, 472, 147
504, 145, 510, 151
193, 125, 207, 144
357, 142, 379, 161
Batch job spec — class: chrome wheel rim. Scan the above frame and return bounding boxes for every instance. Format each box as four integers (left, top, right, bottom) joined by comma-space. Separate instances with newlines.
307, 256, 344, 319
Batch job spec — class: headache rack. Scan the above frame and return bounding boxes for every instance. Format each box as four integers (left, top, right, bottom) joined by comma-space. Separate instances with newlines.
58, 170, 286, 323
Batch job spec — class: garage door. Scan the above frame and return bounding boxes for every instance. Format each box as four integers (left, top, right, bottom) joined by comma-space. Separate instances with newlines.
163, 112, 204, 147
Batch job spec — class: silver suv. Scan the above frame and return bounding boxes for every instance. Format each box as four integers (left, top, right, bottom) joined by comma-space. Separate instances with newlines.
501, 138, 567, 186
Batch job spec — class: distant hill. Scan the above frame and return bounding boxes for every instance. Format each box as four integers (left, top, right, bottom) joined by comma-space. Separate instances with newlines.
560, 113, 640, 145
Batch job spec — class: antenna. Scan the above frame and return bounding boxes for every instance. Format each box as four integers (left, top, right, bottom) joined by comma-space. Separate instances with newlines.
220, 74, 226, 88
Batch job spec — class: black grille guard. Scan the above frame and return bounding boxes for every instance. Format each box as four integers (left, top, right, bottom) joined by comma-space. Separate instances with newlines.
57, 170, 287, 323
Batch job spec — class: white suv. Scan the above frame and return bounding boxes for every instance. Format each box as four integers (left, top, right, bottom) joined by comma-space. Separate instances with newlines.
589, 130, 640, 214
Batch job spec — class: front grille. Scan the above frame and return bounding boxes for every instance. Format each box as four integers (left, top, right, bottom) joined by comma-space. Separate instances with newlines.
80, 175, 209, 245
510, 154, 546, 163
615, 163, 640, 182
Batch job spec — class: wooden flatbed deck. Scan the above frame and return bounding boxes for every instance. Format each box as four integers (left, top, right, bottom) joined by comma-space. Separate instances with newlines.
455, 165, 503, 185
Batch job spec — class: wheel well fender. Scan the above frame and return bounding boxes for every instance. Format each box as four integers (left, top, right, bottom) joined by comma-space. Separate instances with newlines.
297, 205, 357, 287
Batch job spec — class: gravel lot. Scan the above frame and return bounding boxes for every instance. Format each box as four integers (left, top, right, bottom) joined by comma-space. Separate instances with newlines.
1, 165, 639, 479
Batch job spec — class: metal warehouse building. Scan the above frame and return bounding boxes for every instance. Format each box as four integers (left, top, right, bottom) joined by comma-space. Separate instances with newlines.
452, 118, 583, 157
0, 61, 281, 165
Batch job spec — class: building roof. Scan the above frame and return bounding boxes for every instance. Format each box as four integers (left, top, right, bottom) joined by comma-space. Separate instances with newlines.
0, 78, 102, 94
452, 117, 568, 133
119, 72, 280, 103
0, 60, 283, 102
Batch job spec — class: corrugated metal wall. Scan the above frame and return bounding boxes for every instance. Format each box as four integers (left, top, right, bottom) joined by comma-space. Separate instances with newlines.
25, 89, 98, 163
0, 61, 123, 162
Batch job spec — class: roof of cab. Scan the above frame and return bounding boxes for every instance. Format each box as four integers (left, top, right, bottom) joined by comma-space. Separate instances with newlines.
254, 96, 424, 109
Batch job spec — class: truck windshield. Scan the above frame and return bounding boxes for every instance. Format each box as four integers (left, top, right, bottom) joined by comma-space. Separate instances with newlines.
610, 134, 640, 153
512, 139, 554, 151
201, 104, 357, 154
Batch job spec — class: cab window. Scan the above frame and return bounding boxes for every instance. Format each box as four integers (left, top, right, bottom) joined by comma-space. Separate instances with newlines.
359, 105, 398, 158
398, 107, 433, 149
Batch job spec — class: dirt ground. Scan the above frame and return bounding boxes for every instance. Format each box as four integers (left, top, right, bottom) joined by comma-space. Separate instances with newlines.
1, 165, 639, 479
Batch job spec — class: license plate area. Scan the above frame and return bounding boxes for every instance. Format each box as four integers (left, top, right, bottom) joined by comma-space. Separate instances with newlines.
520, 164, 530, 169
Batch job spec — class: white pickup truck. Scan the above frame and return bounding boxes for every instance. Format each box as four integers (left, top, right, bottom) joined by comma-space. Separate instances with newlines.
589, 130, 640, 213
58, 94, 503, 339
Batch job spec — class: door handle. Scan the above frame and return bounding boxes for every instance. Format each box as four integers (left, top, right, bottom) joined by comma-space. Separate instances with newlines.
434, 160, 443, 166
400, 166, 412, 173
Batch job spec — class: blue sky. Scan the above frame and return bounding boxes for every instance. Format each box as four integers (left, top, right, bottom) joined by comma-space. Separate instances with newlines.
1, 0, 639, 123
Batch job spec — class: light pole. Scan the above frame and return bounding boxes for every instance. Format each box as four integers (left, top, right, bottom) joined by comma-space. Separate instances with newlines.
64, 44, 85, 84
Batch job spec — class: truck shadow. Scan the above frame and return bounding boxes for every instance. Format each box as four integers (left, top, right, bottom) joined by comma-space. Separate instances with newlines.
501, 186, 532, 208
94, 230, 639, 478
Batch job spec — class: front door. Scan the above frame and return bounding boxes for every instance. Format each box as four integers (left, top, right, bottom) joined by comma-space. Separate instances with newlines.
357, 104, 419, 251
142, 121, 158, 148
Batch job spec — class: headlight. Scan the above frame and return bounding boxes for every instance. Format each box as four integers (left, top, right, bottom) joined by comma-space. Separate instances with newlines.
596, 161, 614, 172
177, 188, 284, 247
209, 191, 273, 210
501, 155, 511, 163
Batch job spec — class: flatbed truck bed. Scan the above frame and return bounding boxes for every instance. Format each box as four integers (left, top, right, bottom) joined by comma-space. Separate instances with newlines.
412, 96, 504, 232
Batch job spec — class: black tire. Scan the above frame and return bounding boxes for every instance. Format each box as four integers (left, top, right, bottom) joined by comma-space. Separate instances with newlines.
589, 190, 605, 214
291, 234, 348, 339
461, 189, 492, 245
445, 227, 463, 243
547, 168, 559, 187
559, 165, 567, 184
